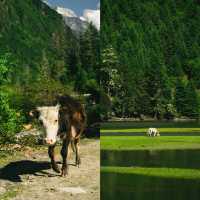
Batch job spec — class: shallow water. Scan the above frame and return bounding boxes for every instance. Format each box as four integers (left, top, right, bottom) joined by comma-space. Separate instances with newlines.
101, 149, 200, 168
101, 172, 200, 200
101, 149, 200, 200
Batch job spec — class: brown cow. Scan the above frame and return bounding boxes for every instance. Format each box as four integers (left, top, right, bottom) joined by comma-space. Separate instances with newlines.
31, 95, 86, 176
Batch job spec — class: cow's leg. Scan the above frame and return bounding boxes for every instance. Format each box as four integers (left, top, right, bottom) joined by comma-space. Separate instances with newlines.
154, 131, 157, 137
74, 138, 81, 167
61, 138, 70, 177
48, 145, 60, 173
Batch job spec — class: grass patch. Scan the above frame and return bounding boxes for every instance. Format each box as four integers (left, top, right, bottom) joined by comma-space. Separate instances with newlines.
0, 145, 46, 166
101, 136, 200, 150
0, 150, 17, 166
0, 185, 22, 200
101, 127, 200, 133
101, 166, 200, 180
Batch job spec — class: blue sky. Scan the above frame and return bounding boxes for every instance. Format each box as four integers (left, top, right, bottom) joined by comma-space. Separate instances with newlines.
47, 0, 99, 16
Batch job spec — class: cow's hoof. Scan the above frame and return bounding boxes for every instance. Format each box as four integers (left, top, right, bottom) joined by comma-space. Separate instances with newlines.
61, 169, 68, 177
61, 166, 68, 177
52, 164, 60, 173
76, 158, 81, 167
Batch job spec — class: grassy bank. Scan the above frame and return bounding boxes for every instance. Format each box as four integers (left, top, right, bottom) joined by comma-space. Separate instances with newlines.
101, 166, 200, 180
101, 136, 200, 150
101, 127, 200, 133
101, 122, 200, 150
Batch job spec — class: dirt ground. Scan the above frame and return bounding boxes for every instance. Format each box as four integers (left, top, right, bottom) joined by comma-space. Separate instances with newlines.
0, 139, 100, 200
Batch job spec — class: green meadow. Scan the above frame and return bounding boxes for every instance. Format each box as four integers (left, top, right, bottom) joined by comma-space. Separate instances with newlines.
101, 127, 200, 133
101, 166, 200, 180
101, 136, 200, 150
101, 121, 200, 150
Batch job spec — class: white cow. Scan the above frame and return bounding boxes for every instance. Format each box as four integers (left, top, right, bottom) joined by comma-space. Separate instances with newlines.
147, 128, 160, 137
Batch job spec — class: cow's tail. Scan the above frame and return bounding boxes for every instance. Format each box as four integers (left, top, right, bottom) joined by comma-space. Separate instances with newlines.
72, 105, 86, 140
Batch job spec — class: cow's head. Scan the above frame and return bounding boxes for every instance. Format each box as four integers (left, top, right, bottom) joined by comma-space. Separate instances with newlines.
36, 105, 60, 145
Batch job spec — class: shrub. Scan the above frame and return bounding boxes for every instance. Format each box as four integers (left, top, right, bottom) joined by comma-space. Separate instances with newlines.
86, 104, 101, 125
0, 92, 24, 144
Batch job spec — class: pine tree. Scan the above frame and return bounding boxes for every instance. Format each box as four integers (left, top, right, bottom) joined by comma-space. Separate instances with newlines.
184, 81, 199, 119
100, 45, 121, 97
175, 79, 187, 116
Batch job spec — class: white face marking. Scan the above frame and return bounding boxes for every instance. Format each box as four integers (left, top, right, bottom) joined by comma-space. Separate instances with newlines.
37, 105, 60, 145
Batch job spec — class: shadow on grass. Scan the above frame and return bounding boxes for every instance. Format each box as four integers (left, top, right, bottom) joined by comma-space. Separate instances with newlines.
0, 160, 52, 182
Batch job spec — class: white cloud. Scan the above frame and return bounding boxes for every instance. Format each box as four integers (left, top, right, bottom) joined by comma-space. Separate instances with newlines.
44, 1, 100, 30
97, 2, 100, 9
81, 9, 100, 30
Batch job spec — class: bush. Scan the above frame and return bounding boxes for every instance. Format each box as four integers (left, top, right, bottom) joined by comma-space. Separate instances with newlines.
0, 92, 24, 144
17, 135, 42, 146
86, 104, 101, 125
164, 104, 178, 120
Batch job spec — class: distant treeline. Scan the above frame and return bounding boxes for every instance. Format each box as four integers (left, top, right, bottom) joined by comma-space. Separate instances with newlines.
101, 0, 200, 119
0, 0, 100, 142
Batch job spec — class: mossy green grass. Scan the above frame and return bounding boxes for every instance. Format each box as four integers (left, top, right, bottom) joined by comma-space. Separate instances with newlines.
101, 136, 200, 150
101, 122, 200, 150
101, 166, 200, 180
101, 127, 200, 133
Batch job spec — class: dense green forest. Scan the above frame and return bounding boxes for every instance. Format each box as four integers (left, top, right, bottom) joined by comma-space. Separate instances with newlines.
0, 0, 100, 142
101, 0, 200, 119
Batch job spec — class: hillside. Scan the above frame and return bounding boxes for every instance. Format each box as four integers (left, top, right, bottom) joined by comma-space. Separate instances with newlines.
0, 0, 99, 89
101, 0, 200, 119
55, 6, 89, 34
0, 0, 100, 141
0, 0, 75, 84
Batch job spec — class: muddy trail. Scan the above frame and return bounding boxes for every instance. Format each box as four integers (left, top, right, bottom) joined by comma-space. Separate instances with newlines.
0, 139, 100, 200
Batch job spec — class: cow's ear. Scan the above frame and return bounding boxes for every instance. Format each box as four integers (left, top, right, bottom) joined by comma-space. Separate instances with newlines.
29, 109, 39, 119
56, 104, 61, 110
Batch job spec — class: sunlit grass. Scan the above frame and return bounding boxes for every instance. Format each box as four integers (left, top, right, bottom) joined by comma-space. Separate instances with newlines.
101, 127, 200, 133
101, 136, 200, 150
0, 185, 22, 200
101, 166, 200, 180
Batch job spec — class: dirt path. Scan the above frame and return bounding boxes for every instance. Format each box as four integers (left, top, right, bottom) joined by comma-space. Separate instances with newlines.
0, 139, 100, 200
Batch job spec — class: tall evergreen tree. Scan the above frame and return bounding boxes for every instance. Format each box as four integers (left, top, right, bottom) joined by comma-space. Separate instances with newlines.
175, 79, 187, 116
184, 81, 199, 118
101, 0, 200, 118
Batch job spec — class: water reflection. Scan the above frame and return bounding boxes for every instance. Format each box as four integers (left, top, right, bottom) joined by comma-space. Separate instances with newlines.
101, 149, 200, 200
101, 172, 200, 200
101, 149, 200, 169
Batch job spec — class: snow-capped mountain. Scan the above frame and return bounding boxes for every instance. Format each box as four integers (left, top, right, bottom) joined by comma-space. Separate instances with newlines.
55, 6, 89, 34
63, 16, 89, 34
56, 7, 77, 18
42, 1, 99, 33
